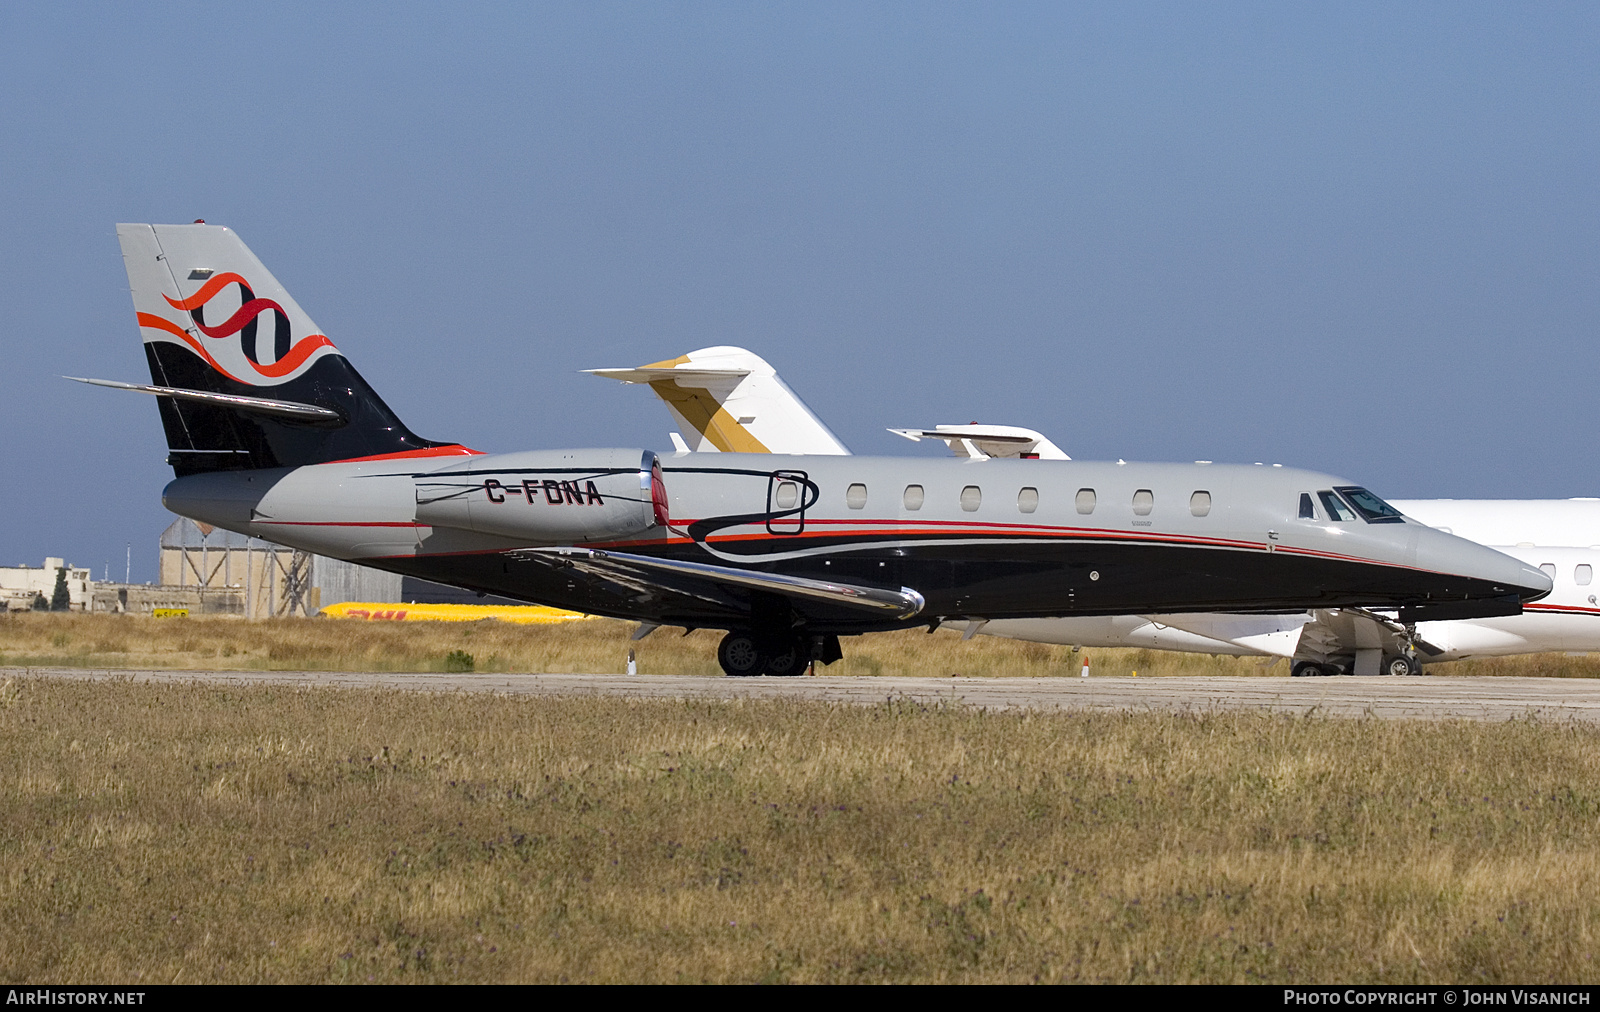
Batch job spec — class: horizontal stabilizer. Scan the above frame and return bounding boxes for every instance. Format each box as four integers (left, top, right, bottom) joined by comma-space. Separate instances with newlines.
66, 376, 344, 422
891, 427, 1035, 444
889, 424, 1070, 460
536, 548, 926, 619
585, 366, 751, 385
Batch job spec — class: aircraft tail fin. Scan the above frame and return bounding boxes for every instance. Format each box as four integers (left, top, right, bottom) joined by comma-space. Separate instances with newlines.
114, 223, 469, 476
587, 346, 849, 455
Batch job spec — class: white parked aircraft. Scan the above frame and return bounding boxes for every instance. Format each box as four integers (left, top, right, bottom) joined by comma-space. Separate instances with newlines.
596, 347, 1600, 676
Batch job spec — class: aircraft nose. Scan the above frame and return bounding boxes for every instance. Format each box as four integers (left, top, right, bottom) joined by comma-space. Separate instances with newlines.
1480, 549, 1553, 602
1420, 531, 1552, 603
1511, 559, 1554, 601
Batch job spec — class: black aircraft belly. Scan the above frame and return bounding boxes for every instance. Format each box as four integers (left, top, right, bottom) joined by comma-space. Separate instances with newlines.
372, 535, 1513, 632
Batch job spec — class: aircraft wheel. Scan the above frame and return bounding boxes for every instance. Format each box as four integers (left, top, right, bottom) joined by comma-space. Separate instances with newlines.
764, 639, 808, 677
1383, 655, 1413, 678
717, 632, 768, 677
1291, 661, 1328, 678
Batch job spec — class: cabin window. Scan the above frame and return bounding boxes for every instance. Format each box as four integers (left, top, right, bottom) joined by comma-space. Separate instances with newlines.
1132, 489, 1154, 516
903, 484, 924, 511
960, 485, 982, 512
1319, 490, 1357, 522
1190, 491, 1212, 517
1075, 488, 1096, 514
1578, 564, 1593, 586
1541, 563, 1557, 581
846, 483, 868, 510
774, 481, 799, 510
1018, 487, 1039, 513
1298, 493, 1316, 520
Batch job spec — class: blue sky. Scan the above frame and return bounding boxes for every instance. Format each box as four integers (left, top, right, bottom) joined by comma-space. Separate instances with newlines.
2, 3, 1597, 581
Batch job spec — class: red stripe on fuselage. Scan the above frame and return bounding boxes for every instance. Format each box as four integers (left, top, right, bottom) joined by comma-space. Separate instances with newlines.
1525, 602, 1600, 616
256, 521, 425, 528
329, 444, 484, 463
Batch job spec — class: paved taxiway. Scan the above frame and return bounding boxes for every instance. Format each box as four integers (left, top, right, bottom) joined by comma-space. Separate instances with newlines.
10, 667, 1600, 721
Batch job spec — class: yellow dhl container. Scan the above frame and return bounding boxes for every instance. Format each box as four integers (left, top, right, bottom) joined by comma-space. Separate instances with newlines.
320, 601, 592, 624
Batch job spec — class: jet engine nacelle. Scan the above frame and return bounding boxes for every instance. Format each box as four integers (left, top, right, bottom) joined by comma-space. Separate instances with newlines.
416, 448, 669, 544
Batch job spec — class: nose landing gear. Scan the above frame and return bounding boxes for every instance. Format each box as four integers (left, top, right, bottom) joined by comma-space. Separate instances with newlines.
1384, 653, 1423, 677
1387, 618, 1427, 676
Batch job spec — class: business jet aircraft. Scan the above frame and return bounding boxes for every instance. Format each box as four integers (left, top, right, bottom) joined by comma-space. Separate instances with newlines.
83, 224, 1547, 678
596, 348, 1593, 675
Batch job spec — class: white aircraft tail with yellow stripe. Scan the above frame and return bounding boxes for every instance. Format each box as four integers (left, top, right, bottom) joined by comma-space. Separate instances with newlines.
587, 347, 848, 455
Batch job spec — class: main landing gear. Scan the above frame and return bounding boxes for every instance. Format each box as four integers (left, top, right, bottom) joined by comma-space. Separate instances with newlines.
1290, 654, 1423, 677
716, 630, 842, 677
1291, 660, 1339, 677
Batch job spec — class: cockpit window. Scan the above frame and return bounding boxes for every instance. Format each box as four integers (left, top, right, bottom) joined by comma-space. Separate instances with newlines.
1298, 493, 1316, 520
1319, 491, 1357, 522
1334, 486, 1406, 524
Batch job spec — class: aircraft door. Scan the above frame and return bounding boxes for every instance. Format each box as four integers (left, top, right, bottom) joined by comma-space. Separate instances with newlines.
766, 470, 810, 535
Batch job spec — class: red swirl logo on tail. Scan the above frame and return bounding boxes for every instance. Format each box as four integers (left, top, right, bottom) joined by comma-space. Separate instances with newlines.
136, 271, 335, 384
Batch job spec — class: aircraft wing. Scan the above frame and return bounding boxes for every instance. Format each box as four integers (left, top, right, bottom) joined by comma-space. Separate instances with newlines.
1139, 613, 1312, 658
522, 548, 926, 620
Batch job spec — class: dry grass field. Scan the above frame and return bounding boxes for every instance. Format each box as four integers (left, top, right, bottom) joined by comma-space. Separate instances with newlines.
5, 675, 1600, 983
3, 611, 1596, 678
0, 611, 1249, 678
